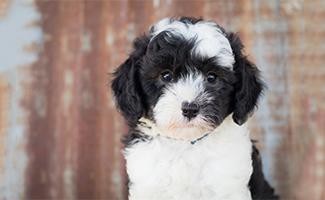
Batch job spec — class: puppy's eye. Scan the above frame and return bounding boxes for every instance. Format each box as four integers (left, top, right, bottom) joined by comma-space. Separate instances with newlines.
207, 72, 217, 83
160, 70, 173, 82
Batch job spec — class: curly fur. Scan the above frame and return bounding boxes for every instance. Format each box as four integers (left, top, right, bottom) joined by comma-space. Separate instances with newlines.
111, 17, 278, 200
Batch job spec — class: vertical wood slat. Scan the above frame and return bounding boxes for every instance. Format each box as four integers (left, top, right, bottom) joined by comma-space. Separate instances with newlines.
25, 1, 84, 199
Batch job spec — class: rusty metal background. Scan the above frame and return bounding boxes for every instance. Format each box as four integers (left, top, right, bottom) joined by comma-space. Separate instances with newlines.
0, 0, 324, 199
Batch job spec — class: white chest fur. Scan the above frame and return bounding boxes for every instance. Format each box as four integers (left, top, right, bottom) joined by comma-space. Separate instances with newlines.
124, 118, 253, 200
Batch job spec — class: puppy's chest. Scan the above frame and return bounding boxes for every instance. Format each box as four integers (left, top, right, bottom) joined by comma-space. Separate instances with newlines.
125, 132, 253, 200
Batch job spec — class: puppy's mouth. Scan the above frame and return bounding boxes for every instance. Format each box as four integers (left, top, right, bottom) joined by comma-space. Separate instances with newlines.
167, 124, 196, 131
155, 117, 213, 140
167, 119, 201, 129
138, 116, 215, 141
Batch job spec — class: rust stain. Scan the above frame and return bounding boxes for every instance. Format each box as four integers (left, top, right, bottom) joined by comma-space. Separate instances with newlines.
25, 1, 81, 198
0, 0, 10, 18
76, 1, 114, 199
0, 75, 9, 180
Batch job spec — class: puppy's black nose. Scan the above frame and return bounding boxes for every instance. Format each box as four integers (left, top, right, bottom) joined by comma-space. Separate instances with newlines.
182, 101, 199, 120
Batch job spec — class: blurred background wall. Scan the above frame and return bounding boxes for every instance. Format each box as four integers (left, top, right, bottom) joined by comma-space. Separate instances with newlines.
0, 0, 324, 199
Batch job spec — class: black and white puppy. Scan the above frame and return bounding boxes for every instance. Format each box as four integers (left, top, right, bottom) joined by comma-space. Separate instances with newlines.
112, 17, 278, 200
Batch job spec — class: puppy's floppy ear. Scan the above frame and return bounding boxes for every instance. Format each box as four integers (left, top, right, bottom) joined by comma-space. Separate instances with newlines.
227, 32, 264, 125
111, 35, 149, 125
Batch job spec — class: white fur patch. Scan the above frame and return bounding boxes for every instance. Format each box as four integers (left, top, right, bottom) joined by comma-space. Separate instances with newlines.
125, 116, 253, 200
150, 18, 235, 69
153, 73, 213, 140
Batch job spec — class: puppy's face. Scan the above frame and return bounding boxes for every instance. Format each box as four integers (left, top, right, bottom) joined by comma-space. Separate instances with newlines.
112, 17, 263, 140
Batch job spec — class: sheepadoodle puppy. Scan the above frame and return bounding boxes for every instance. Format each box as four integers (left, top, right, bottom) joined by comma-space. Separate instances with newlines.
111, 17, 278, 200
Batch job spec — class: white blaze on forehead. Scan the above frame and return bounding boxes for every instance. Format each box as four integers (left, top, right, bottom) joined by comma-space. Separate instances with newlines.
150, 18, 235, 69
171, 73, 206, 102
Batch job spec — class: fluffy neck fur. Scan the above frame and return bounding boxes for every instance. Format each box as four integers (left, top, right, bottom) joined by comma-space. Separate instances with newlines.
124, 116, 253, 200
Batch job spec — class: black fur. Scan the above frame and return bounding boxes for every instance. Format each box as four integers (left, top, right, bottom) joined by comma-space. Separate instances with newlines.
250, 144, 279, 199
122, 131, 152, 148
226, 32, 265, 125
111, 35, 150, 127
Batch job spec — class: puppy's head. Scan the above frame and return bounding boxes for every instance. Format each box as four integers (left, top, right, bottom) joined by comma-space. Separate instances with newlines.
112, 17, 264, 140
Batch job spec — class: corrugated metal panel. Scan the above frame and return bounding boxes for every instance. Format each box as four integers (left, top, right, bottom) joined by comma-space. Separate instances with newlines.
0, 0, 324, 199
